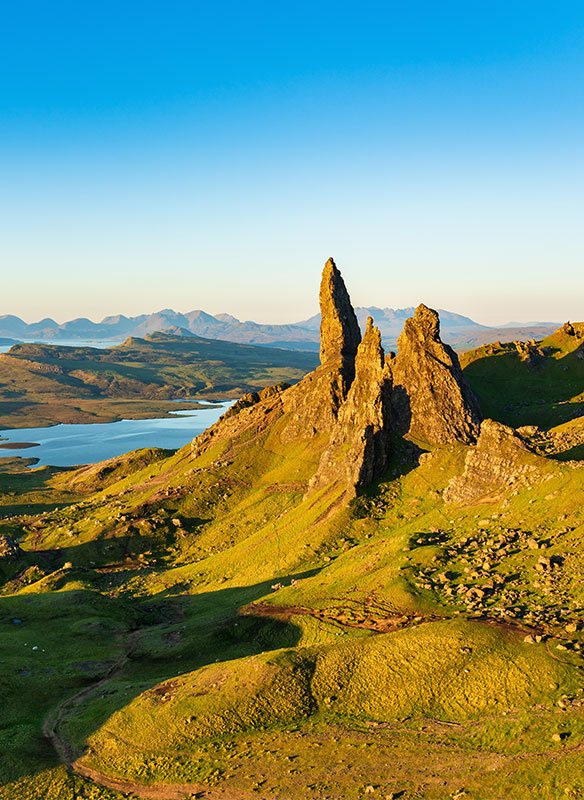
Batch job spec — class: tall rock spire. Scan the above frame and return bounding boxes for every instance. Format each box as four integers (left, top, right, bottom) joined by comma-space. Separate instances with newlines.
281, 258, 361, 442
319, 258, 361, 372
307, 317, 392, 497
390, 304, 481, 445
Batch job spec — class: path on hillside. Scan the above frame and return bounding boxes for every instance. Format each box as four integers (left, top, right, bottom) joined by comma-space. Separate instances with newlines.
42, 604, 577, 800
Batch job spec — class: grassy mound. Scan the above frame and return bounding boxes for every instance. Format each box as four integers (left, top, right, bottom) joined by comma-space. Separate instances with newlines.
79, 618, 581, 787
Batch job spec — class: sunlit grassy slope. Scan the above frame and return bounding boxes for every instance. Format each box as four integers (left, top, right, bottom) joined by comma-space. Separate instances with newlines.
461, 322, 584, 428
1, 341, 584, 798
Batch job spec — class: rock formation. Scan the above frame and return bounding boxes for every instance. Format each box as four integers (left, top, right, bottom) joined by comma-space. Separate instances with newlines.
318, 257, 361, 379
281, 259, 362, 442
189, 260, 486, 501
390, 304, 481, 445
308, 317, 392, 497
222, 383, 290, 420
514, 339, 545, 366
444, 419, 546, 505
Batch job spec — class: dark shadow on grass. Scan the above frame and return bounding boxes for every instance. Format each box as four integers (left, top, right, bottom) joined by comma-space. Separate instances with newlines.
0, 566, 321, 784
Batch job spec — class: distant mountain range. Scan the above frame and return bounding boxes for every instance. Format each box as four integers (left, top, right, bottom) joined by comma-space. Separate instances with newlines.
0, 308, 561, 352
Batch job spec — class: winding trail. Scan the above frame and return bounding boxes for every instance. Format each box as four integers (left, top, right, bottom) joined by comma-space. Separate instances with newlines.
42, 607, 582, 800
42, 629, 257, 798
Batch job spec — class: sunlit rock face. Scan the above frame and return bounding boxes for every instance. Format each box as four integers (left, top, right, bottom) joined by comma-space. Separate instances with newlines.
389, 303, 481, 446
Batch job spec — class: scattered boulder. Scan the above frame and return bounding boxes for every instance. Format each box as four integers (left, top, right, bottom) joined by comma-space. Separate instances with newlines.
514, 340, 545, 366
0, 534, 22, 559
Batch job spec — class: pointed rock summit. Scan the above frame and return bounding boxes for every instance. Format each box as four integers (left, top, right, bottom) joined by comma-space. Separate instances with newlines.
281, 258, 362, 441
390, 304, 481, 445
319, 257, 361, 373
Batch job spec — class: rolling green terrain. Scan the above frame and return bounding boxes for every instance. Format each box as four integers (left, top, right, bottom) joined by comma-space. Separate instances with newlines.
461, 322, 584, 430
0, 332, 317, 429
1, 294, 584, 800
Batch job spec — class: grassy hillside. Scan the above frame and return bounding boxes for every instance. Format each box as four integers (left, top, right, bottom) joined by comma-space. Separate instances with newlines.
1, 361, 584, 800
461, 322, 584, 429
0, 332, 317, 429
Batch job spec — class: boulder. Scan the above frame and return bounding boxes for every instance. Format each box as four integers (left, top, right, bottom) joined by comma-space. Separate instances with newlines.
444, 420, 548, 505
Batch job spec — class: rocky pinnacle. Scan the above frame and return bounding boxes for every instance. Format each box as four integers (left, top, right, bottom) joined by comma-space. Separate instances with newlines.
390, 303, 481, 445
307, 316, 392, 497
319, 258, 361, 372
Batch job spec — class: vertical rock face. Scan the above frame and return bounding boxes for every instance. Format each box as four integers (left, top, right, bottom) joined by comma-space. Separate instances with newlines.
319, 257, 361, 374
281, 258, 362, 442
307, 317, 392, 497
390, 304, 481, 445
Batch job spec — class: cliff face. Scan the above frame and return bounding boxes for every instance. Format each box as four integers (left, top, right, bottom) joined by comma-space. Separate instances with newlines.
318, 258, 362, 379
390, 304, 481, 445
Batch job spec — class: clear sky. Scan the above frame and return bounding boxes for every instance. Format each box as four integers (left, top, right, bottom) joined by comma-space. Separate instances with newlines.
1, 1, 582, 325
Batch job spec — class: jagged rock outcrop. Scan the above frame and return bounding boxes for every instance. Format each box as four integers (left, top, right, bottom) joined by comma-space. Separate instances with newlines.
190, 383, 288, 460
281, 259, 362, 442
444, 420, 547, 504
514, 339, 545, 365
307, 318, 392, 497
222, 383, 290, 420
563, 322, 576, 336
318, 257, 361, 377
390, 304, 481, 445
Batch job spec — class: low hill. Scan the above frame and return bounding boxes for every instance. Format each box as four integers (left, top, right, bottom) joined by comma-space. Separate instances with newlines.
0, 261, 582, 800
461, 321, 584, 430
0, 332, 317, 428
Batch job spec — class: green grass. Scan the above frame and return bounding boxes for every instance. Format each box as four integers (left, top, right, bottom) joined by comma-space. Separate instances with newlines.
461, 323, 584, 428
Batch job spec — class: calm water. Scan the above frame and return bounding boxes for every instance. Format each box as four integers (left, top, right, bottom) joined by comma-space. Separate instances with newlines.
0, 338, 122, 354
0, 404, 231, 468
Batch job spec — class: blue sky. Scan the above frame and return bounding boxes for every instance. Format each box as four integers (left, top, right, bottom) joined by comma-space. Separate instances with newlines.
1, 1, 583, 324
